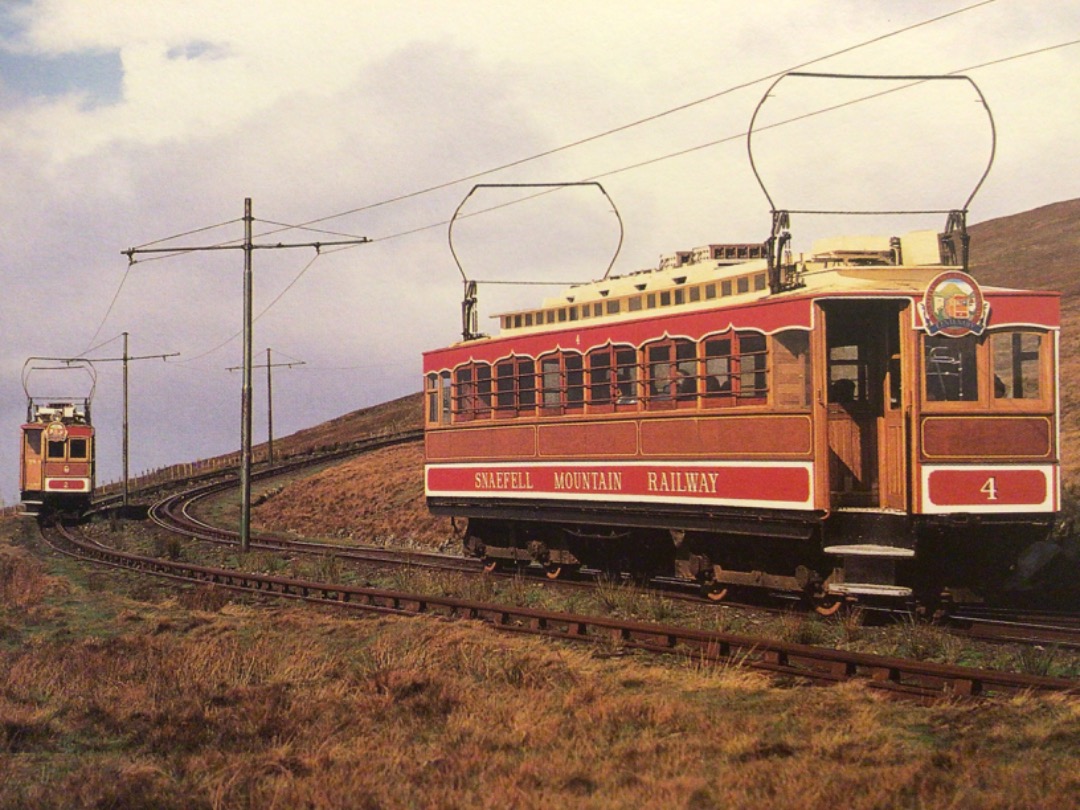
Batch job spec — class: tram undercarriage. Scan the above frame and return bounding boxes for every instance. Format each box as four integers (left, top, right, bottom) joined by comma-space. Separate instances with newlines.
443, 499, 1058, 607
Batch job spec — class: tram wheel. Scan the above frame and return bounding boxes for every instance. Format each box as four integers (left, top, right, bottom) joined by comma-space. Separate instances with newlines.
702, 582, 729, 602
814, 596, 845, 617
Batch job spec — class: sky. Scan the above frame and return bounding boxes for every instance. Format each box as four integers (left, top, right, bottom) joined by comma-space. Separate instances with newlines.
0, 0, 1077, 505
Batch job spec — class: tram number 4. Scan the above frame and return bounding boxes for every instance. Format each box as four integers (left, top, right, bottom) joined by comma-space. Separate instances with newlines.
980, 477, 999, 501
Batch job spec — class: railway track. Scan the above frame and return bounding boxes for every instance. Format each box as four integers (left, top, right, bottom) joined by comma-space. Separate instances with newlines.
950, 606, 1080, 650
31, 427, 1075, 699
140, 432, 1080, 649
38, 517, 1079, 701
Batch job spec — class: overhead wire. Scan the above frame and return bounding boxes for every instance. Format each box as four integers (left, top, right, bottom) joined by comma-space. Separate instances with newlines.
172, 35, 1080, 367
322, 37, 1080, 254
81, 217, 244, 354
171, 250, 323, 364
91, 0, 1003, 358
246, 0, 1001, 241
108, 4, 1076, 367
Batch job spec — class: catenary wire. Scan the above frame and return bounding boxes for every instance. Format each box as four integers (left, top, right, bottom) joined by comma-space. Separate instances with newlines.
246, 0, 1000, 241
170, 36, 1080, 365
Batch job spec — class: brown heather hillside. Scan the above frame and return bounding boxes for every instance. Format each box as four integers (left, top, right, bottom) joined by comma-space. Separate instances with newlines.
252, 199, 1080, 545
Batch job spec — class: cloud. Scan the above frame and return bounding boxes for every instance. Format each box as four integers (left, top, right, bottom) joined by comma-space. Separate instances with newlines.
0, 1, 1078, 505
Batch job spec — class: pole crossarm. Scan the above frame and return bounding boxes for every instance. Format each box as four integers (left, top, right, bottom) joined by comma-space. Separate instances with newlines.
226, 349, 303, 467
121, 199, 368, 550
56, 335, 180, 507
122, 238, 370, 261
76, 353, 180, 363
226, 361, 306, 371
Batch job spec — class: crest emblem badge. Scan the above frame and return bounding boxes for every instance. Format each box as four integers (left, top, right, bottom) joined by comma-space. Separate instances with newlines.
918, 271, 990, 337
44, 421, 69, 442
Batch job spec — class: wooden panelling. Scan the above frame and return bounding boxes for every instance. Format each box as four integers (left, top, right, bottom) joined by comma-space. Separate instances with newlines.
538, 420, 639, 457
43, 462, 91, 477
640, 415, 812, 457
921, 416, 1052, 460
827, 414, 876, 503
426, 425, 536, 461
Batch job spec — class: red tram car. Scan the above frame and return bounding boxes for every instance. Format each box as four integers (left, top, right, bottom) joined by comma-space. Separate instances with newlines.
423, 229, 1059, 605
20, 365, 96, 517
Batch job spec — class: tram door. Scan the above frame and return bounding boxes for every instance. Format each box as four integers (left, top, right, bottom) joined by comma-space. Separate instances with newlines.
22, 429, 43, 492
820, 301, 908, 510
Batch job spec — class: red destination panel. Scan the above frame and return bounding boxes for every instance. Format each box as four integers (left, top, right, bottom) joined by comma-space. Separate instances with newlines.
926, 469, 1047, 507
46, 479, 89, 491
427, 463, 811, 506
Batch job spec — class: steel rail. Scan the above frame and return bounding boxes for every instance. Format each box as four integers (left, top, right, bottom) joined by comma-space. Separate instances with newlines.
147, 439, 1080, 640
38, 520, 1078, 701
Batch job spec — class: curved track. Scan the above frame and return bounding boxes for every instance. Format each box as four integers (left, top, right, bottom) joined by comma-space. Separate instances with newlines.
140, 431, 1080, 648
38, 517, 1079, 701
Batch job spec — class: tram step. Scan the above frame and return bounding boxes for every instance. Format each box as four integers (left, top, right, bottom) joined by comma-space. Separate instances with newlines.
823, 544, 915, 559
19, 500, 43, 517
826, 582, 913, 598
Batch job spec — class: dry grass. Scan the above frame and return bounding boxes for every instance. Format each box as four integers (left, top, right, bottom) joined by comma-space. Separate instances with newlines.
249, 443, 454, 551
3, 519, 1080, 809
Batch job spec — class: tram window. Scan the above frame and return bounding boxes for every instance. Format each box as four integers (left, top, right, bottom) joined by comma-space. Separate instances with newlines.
615, 347, 638, 403
647, 294, 657, 309
69, 438, 88, 460
440, 372, 451, 423
675, 340, 697, 400
517, 359, 536, 409
660, 291, 671, 307
476, 364, 492, 415
645, 340, 695, 405
721, 280, 732, 297
737, 277, 749, 294
26, 430, 41, 456
647, 344, 672, 402
992, 331, 1042, 400
674, 288, 685, 305
689, 286, 701, 303
628, 296, 642, 312
754, 273, 767, 292
454, 367, 474, 420
588, 350, 613, 404
704, 337, 733, 398
558, 309, 567, 323
594, 303, 603, 317
606, 300, 620, 315
566, 354, 584, 406
924, 335, 978, 402
829, 344, 866, 404
738, 333, 767, 398
495, 362, 515, 410
47, 440, 66, 460
494, 360, 535, 414
705, 284, 717, 300
541, 358, 561, 408
569, 307, 578, 321
427, 373, 439, 422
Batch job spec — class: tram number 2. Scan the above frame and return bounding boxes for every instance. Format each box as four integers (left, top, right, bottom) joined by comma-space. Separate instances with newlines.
980, 477, 999, 501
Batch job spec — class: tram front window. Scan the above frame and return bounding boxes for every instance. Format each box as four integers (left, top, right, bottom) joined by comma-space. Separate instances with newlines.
992, 330, 1042, 400
924, 335, 978, 401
